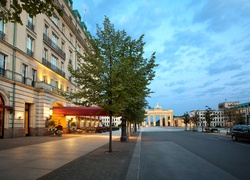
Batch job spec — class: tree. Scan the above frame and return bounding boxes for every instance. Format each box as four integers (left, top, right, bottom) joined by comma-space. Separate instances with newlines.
67, 17, 157, 152
182, 112, 190, 131
204, 106, 214, 128
190, 111, 199, 131
224, 107, 237, 134
234, 112, 245, 125
0, 0, 63, 25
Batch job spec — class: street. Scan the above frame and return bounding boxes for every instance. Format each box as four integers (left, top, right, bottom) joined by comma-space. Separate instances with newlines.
139, 127, 250, 180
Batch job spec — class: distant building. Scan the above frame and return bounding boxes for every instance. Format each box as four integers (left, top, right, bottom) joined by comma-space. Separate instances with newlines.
100, 116, 121, 127
144, 103, 174, 126
190, 101, 250, 127
218, 102, 239, 110
190, 110, 225, 127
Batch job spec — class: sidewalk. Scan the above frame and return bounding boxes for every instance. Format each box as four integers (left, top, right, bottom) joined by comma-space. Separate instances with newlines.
0, 130, 139, 180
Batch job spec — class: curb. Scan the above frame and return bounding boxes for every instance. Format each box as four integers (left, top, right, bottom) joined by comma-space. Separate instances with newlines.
125, 131, 141, 180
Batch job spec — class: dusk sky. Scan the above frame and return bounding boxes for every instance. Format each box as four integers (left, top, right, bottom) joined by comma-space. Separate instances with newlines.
73, 0, 250, 115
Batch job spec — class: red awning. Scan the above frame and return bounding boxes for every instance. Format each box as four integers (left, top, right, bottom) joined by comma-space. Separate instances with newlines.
52, 106, 109, 116
0, 105, 13, 110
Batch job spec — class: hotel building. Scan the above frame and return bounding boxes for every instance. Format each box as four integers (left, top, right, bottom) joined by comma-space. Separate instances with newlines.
0, 0, 98, 138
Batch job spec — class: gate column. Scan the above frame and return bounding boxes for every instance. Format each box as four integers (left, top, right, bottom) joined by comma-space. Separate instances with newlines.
148, 116, 151, 126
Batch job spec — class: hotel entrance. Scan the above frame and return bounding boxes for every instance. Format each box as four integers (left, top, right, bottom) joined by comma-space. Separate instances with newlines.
25, 103, 30, 136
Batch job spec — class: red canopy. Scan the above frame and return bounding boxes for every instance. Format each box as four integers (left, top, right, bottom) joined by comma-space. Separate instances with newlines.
0, 105, 13, 110
52, 106, 109, 116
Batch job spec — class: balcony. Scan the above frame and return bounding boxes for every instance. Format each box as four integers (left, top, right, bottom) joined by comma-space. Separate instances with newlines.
42, 58, 65, 77
0, 30, 5, 40
43, 33, 66, 59
0, 67, 5, 76
54, 0, 89, 50
27, 48, 33, 57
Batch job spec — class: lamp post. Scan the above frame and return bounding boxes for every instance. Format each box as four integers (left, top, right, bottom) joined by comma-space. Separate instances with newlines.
120, 112, 127, 142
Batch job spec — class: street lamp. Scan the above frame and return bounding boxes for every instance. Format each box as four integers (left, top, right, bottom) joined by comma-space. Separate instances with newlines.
120, 110, 127, 142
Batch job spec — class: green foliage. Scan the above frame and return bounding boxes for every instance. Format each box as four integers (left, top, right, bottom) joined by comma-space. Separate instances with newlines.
0, 0, 63, 25
182, 112, 190, 125
190, 111, 199, 126
68, 17, 158, 117
182, 112, 190, 131
204, 107, 214, 127
71, 122, 76, 126
48, 120, 55, 127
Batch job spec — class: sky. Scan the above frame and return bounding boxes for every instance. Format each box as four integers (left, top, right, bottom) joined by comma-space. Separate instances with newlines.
73, 0, 250, 116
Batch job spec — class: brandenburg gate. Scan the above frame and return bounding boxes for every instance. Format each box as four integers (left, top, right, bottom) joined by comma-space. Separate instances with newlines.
144, 103, 174, 126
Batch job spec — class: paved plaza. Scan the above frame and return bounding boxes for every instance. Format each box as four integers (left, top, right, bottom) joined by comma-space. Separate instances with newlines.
0, 126, 233, 180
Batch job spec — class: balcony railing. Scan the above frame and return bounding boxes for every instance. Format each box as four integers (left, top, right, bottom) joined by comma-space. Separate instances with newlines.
43, 33, 66, 59
0, 67, 5, 76
0, 30, 5, 40
27, 21, 35, 31
27, 48, 33, 57
54, 0, 89, 50
42, 58, 65, 77
22, 76, 26, 84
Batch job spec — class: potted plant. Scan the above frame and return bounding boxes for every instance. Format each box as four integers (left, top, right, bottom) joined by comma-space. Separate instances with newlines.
70, 122, 77, 133
55, 129, 63, 136
89, 127, 96, 133
48, 120, 56, 136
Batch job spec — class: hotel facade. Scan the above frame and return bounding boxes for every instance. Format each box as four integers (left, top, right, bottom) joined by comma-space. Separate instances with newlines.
0, 0, 98, 138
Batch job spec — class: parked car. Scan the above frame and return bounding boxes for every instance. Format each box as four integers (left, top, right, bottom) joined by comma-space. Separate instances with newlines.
205, 127, 219, 132
231, 125, 250, 141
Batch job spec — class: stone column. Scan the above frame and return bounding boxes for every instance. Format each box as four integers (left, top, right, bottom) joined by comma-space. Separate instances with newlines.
170, 114, 173, 126
148, 116, 150, 126
160, 115, 162, 126
153, 115, 156, 126
165, 115, 167, 126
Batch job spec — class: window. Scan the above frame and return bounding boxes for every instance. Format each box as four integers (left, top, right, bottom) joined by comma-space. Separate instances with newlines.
61, 41, 65, 51
69, 33, 73, 43
26, 35, 33, 57
77, 45, 80, 53
27, 15, 34, 31
61, 61, 64, 71
43, 76, 48, 83
44, 25, 48, 35
52, 14, 59, 26
52, 33, 58, 49
60, 83, 63, 90
69, 50, 73, 65
0, 19, 4, 40
68, 0, 72, 9
43, 49, 48, 60
22, 64, 28, 84
0, 53, 5, 76
51, 79, 58, 88
31, 69, 36, 87
62, 23, 65, 33
51, 55, 58, 71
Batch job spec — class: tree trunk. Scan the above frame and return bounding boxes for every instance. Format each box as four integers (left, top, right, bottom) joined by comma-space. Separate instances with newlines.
109, 112, 113, 152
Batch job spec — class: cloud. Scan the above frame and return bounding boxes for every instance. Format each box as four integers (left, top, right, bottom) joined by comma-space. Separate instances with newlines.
193, 0, 250, 33
206, 57, 242, 76
73, 0, 250, 115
